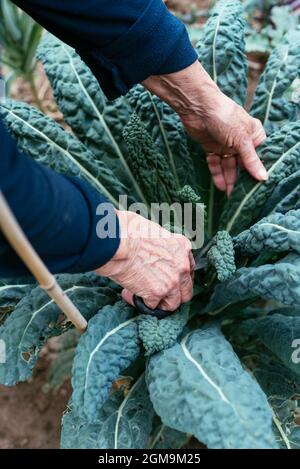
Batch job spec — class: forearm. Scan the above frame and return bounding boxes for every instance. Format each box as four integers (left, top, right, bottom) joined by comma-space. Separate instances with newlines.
143, 60, 221, 118
13, 0, 197, 99
0, 120, 119, 277
143, 60, 267, 193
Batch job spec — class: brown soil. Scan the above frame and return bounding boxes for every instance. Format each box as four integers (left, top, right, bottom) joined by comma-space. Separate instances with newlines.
167, 0, 213, 13
0, 340, 70, 449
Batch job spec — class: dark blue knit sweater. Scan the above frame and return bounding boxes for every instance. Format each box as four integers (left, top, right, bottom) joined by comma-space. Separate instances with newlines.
0, 0, 196, 276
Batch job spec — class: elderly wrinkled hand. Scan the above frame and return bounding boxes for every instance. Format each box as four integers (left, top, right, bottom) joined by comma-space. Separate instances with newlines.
181, 91, 267, 196
97, 210, 194, 311
143, 60, 268, 196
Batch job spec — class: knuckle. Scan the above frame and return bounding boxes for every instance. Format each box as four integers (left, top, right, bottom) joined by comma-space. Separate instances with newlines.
244, 153, 257, 164
168, 298, 181, 311
183, 292, 193, 304
171, 276, 181, 290
185, 238, 192, 251
145, 298, 159, 309
154, 285, 168, 299
177, 235, 192, 251
176, 234, 186, 244
180, 261, 191, 275
254, 118, 262, 128
153, 287, 163, 299
167, 280, 176, 292
181, 283, 193, 303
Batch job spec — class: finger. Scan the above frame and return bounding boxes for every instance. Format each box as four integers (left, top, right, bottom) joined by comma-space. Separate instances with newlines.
180, 273, 194, 303
221, 156, 237, 196
238, 139, 268, 181
158, 290, 182, 311
252, 118, 266, 147
207, 154, 226, 192
237, 154, 244, 169
189, 250, 196, 273
121, 288, 135, 307
143, 296, 161, 310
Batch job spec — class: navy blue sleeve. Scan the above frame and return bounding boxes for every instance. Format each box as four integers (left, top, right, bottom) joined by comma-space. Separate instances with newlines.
0, 0, 196, 277
12, 0, 197, 99
0, 120, 120, 277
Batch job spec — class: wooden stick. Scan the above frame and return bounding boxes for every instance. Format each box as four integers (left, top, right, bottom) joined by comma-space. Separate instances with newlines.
0, 191, 87, 333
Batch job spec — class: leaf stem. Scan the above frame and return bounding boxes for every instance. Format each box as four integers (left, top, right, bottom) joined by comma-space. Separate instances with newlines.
148, 92, 180, 189
272, 412, 291, 449
62, 45, 148, 207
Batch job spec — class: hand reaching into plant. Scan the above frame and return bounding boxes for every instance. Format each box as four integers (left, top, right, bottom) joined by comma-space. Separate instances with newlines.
97, 210, 194, 311
143, 60, 268, 196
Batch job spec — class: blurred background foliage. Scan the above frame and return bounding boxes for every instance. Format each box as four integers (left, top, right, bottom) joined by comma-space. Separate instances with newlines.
0, 0, 299, 109
0, 0, 43, 105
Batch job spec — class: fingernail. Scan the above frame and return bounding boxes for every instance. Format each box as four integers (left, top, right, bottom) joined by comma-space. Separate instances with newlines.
226, 186, 233, 197
258, 168, 268, 180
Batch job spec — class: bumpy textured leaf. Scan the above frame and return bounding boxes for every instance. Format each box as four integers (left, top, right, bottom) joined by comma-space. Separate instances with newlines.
234, 209, 300, 256
0, 99, 126, 206
123, 113, 177, 204
127, 85, 196, 189
46, 329, 80, 391
71, 301, 140, 423
251, 313, 300, 377
149, 423, 189, 449
275, 187, 300, 215
147, 324, 277, 448
61, 375, 154, 449
176, 185, 203, 206
207, 231, 236, 281
138, 304, 190, 356
260, 169, 300, 216
0, 278, 34, 309
250, 30, 300, 134
196, 0, 248, 105
37, 34, 135, 191
0, 273, 119, 386
220, 121, 300, 235
207, 253, 300, 313
253, 350, 300, 449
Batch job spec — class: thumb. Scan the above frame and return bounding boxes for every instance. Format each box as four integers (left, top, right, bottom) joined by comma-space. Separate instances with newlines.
121, 288, 135, 307
239, 139, 268, 181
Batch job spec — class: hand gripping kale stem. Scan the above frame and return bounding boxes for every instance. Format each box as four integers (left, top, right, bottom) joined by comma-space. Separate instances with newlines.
0, 191, 87, 332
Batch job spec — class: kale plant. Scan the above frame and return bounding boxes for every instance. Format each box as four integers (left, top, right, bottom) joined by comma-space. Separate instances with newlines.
1, 0, 300, 449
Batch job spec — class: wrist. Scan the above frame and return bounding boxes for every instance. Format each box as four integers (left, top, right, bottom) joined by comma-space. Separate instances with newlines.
98, 210, 139, 269
142, 60, 222, 119
106, 210, 130, 261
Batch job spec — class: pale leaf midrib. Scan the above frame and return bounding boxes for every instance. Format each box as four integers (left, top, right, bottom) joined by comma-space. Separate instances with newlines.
19, 285, 86, 353
258, 222, 300, 236
263, 46, 290, 126
84, 317, 138, 396
0, 284, 29, 292
226, 139, 300, 232
114, 373, 144, 449
181, 334, 230, 404
61, 44, 147, 205
4, 108, 117, 205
